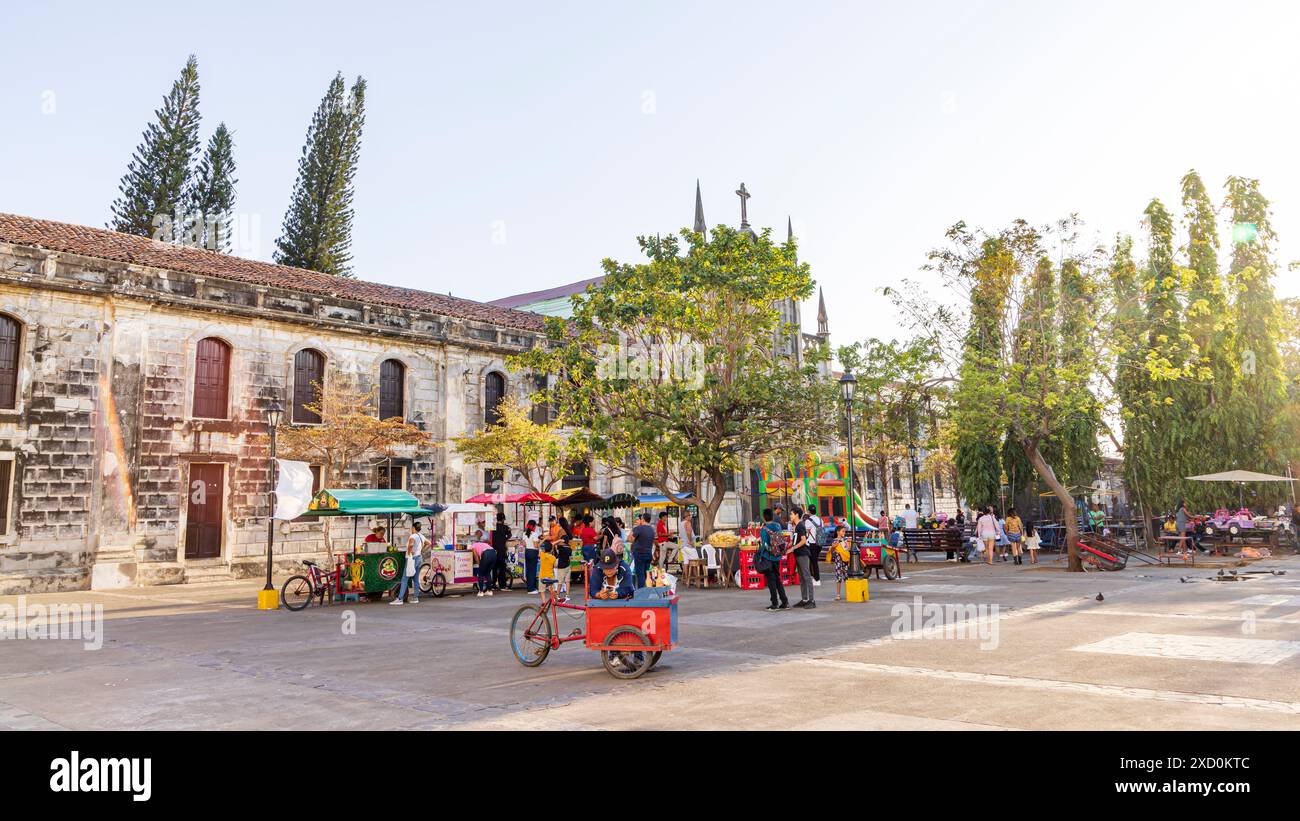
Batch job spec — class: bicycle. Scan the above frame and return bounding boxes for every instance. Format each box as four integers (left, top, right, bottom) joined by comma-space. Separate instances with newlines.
417, 555, 449, 598
281, 559, 340, 611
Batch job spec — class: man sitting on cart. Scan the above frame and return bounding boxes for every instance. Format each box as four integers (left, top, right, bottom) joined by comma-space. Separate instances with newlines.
588, 548, 635, 601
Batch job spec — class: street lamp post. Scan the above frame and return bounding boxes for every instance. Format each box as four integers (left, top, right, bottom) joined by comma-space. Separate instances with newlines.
258, 400, 284, 610
840, 371, 862, 579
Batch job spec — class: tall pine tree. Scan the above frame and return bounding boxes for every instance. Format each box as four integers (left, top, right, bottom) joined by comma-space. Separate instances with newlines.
1179, 170, 1236, 506
1056, 257, 1102, 488
186, 123, 238, 252
110, 56, 203, 238
1225, 177, 1287, 484
274, 73, 367, 277
954, 237, 1014, 512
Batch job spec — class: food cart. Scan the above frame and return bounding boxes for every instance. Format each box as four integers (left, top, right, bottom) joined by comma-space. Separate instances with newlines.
425, 502, 499, 588
291, 489, 438, 603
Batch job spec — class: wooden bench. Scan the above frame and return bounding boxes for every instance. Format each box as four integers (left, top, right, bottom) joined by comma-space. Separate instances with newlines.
899, 528, 966, 562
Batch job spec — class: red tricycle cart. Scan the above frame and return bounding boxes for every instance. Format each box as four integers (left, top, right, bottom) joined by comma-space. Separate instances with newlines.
508, 571, 679, 679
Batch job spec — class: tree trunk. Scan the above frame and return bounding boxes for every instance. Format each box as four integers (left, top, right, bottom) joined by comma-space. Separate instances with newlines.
1021, 440, 1082, 572
694, 469, 727, 538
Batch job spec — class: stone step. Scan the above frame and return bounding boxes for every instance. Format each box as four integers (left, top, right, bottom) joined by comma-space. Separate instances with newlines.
183, 563, 233, 584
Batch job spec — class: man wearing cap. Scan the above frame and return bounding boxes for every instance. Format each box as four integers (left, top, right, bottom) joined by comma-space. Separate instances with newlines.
589, 548, 635, 601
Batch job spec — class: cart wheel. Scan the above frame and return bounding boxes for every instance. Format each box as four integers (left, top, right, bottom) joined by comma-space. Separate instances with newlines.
600, 627, 653, 680
281, 575, 314, 611
1228, 524, 1241, 537
883, 553, 900, 580
429, 572, 447, 598
509, 605, 553, 667
646, 650, 663, 671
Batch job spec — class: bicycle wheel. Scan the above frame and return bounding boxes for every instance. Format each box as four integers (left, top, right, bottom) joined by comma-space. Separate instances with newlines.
600, 627, 653, 680
510, 605, 553, 667
429, 572, 447, 598
281, 575, 314, 611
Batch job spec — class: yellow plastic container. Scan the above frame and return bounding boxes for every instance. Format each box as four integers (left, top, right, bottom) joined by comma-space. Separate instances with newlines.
844, 577, 870, 602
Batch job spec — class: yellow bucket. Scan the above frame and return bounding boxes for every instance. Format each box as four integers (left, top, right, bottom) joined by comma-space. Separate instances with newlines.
844, 577, 870, 602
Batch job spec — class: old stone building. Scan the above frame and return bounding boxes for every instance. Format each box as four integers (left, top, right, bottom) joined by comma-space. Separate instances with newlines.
0, 212, 558, 594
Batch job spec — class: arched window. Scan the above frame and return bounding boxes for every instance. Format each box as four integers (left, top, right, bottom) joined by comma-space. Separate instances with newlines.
484, 371, 506, 426
0, 314, 20, 410
292, 349, 325, 424
379, 359, 405, 420
192, 337, 231, 419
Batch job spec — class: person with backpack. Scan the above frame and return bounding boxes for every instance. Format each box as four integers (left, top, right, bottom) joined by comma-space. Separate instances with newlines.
805, 509, 824, 587
757, 508, 789, 611
789, 506, 817, 609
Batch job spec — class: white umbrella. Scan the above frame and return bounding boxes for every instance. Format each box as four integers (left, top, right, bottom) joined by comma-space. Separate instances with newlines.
1186, 470, 1296, 507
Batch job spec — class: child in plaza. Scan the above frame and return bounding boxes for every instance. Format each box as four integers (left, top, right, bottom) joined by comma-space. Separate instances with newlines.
829, 524, 851, 601
537, 542, 558, 601
1022, 520, 1041, 564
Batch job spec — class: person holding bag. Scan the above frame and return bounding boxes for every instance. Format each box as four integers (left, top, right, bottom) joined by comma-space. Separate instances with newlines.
391, 521, 426, 605
757, 508, 789, 611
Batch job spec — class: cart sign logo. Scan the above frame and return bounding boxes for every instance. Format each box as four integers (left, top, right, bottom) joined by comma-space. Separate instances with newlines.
378, 556, 399, 581
861, 545, 879, 562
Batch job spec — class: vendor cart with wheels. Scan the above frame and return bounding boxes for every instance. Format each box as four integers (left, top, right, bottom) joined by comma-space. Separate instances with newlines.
282, 489, 442, 608
509, 577, 678, 679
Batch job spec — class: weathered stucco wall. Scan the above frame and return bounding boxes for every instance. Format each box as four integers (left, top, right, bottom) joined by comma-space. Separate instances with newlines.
0, 242, 542, 593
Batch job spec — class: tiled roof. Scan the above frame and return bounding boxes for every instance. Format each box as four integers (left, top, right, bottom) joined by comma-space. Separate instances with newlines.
0, 212, 546, 332
488, 275, 605, 308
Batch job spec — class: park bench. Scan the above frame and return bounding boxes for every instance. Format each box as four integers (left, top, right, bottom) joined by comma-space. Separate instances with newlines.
898, 528, 966, 562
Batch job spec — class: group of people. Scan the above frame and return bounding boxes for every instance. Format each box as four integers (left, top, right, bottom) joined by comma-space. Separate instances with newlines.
463, 509, 694, 601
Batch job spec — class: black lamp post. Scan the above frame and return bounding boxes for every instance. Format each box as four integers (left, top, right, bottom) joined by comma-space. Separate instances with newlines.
263, 400, 284, 598
840, 371, 863, 578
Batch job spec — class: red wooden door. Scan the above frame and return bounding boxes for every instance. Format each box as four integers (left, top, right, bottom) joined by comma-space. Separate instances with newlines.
185, 464, 224, 559
0, 314, 19, 410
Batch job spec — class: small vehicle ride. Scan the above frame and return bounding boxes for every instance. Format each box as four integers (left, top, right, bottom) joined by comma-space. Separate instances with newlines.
1204, 508, 1254, 538
509, 572, 678, 679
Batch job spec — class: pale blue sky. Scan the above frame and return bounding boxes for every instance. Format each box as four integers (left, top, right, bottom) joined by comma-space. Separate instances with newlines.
3, 0, 1297, 343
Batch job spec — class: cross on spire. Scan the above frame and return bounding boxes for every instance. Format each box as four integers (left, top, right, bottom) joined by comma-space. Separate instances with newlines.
735, 182, 751, 229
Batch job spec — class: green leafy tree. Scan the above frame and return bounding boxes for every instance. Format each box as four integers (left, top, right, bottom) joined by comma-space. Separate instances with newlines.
186, 123, 238, 252
1225, 177, 1287, 487
517, 225, 826, 535
919, 221, 1102, 571
275, 73, 367, 277
110, 55, 203, 238
452, 397, 587, 495
836, 337, 943, 516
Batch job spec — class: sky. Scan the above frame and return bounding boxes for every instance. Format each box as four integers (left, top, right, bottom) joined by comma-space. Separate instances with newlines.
2, 0, 1298, 344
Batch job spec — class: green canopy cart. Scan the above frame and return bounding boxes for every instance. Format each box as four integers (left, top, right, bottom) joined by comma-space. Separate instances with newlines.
291, 489, 439, 604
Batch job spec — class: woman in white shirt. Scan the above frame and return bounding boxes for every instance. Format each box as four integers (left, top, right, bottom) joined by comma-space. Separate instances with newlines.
392, 521, 427, 605
976, 506, 999, 567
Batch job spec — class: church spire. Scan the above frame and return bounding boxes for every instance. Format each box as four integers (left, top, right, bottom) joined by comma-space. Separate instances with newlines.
817, 287, 829, 337
693, 179, 706, 238
735, 182, 755, 237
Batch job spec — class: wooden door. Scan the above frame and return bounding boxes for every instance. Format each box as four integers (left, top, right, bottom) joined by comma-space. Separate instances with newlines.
185, 464, 224, 559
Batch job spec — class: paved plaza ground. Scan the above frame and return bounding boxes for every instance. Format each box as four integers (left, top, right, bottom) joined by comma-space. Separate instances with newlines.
3, 553, 1299, 731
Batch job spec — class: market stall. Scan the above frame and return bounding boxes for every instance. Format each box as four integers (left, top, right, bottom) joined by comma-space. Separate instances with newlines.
295, 488, 438, 602
428, 502, 499, 586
